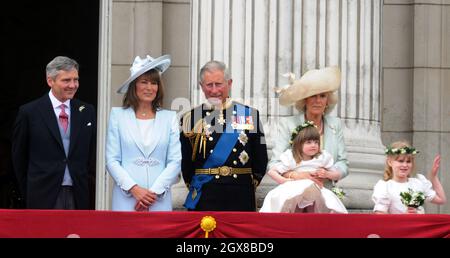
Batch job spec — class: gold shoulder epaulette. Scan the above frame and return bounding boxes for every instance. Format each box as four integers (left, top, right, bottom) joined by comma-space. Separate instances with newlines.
182, 112, 205, 137
190, 119, 204, 161
181, 111, 193, 137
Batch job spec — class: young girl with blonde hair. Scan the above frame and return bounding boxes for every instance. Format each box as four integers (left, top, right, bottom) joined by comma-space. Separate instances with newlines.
372, 141, 446, 214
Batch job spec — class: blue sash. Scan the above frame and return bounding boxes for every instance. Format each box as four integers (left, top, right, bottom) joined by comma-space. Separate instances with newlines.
184, 104, 250, 209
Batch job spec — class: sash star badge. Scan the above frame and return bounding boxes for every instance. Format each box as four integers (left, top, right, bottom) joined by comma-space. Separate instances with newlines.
239, 150, 249, 165
238, 131, 248, 146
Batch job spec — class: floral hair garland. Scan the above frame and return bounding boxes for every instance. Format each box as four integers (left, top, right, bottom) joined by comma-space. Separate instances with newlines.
289, 120, 317, 145
384, 146, 419, 156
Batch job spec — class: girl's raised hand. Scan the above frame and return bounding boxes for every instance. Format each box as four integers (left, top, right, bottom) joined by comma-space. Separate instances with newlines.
430, 155, 441, 178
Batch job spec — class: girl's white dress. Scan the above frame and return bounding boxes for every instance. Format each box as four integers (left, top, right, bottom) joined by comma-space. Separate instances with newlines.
372, 174, 436, 214
260, 150, 348, 213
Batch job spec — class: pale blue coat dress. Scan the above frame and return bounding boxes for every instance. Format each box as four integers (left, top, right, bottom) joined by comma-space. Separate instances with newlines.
268, 114, 348, 187
106, 107, 181, 211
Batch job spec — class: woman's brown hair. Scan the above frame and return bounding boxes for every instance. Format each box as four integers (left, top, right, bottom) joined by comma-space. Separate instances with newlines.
291, 126, 321, 163
122, 69, 164, 112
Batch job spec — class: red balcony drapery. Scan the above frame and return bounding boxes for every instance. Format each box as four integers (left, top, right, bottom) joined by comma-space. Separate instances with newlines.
0, 209, 449, 238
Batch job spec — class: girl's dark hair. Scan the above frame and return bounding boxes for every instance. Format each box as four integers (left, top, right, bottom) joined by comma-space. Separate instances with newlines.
291, 126, 321, 163
122, 69, 164, 112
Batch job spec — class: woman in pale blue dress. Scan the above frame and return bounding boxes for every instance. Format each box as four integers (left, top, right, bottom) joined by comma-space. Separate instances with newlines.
106, 54, 181, 211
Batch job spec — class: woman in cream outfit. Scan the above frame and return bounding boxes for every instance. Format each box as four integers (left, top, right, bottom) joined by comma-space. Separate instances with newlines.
106, 54, 181, 211
269, 67, 348, 195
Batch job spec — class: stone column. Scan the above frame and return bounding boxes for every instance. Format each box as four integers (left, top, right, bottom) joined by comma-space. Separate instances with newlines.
96, 0, 113, 210
183, 0, 385, 210
382, 1, 450, 214
411, 3, 450, 214
336, 0, 386, 210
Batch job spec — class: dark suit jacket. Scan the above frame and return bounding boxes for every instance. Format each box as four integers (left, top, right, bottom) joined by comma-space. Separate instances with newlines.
12, 94, 96, 209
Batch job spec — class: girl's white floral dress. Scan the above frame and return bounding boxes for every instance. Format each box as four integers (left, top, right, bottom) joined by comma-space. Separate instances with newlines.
372, 174, 436, 214
260, 149, 347, 213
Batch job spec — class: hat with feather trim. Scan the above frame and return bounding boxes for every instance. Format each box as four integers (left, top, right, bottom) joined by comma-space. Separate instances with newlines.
117, 54, 171, 94
276, 66, 341, 106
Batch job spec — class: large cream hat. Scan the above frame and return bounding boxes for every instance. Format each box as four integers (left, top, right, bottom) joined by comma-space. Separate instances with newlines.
117, 54, 171, 94
277, 66, 341, 106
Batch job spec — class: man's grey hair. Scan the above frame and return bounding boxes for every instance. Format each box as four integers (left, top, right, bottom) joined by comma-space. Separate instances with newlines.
46, 56, 79, 79
199, 60, 231, 83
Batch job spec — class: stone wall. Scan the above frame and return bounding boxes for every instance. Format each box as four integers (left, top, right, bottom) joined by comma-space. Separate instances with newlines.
382, 0, 450, 213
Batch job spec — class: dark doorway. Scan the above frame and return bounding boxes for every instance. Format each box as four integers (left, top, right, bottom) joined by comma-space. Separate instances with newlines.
0, 1, 99, 208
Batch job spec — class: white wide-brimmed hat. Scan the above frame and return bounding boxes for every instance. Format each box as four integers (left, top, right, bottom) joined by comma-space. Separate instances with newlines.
277, 66, 341, 106
117, 54, 171, 94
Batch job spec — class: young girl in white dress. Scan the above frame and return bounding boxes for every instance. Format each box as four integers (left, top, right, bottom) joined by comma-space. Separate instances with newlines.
372, 141, 446, 214
260, 121, 347, 213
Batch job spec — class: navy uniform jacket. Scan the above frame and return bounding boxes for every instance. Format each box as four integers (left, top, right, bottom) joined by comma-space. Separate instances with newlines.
180, 100, 268, 211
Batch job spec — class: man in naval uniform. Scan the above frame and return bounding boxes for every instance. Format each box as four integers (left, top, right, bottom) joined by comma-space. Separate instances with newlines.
180, 60, 268, 211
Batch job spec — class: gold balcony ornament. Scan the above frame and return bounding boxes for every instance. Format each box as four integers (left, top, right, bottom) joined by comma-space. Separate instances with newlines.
200, 216, 217, 238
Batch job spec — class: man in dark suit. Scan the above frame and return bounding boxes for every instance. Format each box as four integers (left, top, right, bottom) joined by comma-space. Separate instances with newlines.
12, 56, 96, 209
180, 60, 268, 211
